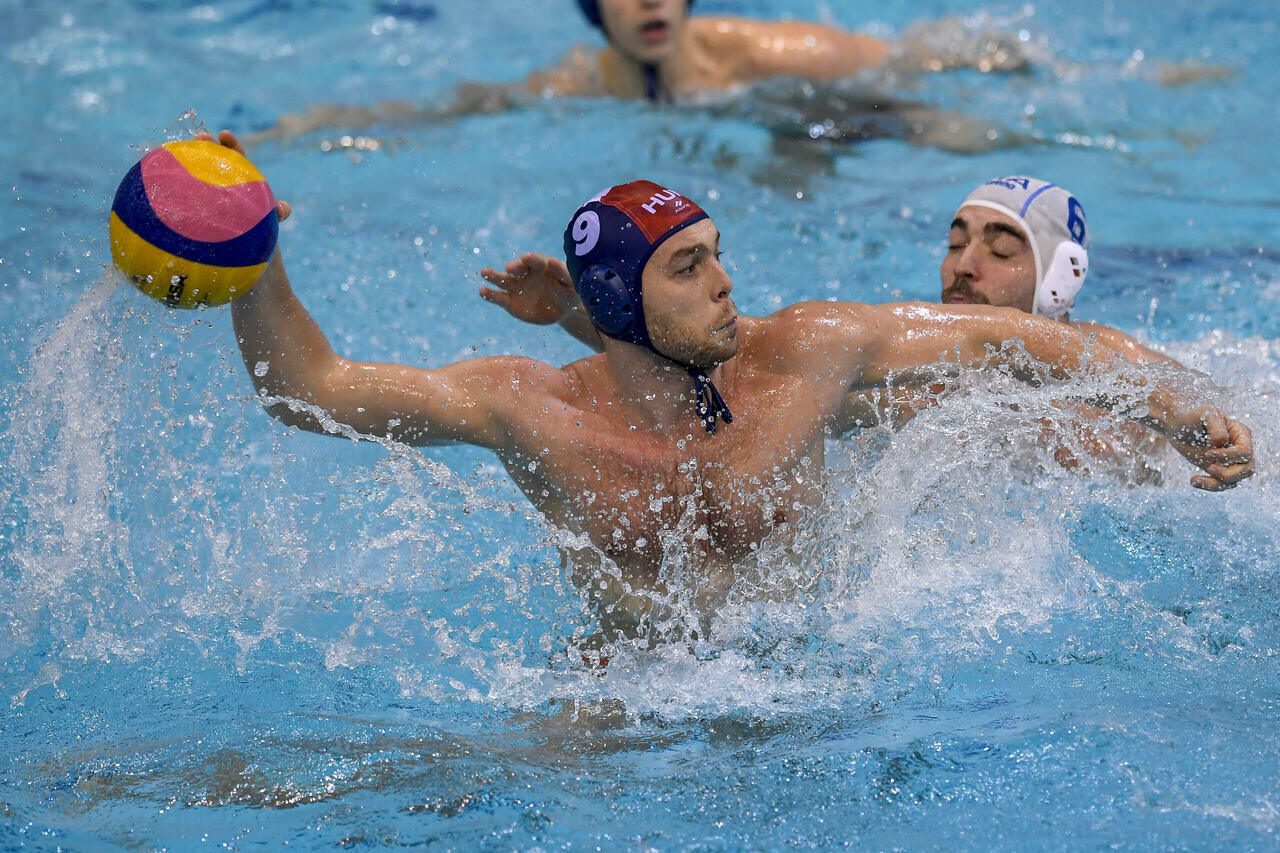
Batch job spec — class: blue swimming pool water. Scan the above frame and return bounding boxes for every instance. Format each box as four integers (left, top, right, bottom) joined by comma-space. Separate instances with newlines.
2, 0, 1278, 849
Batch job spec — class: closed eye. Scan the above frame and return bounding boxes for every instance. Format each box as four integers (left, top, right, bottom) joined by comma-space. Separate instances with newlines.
676, 248, 717, 277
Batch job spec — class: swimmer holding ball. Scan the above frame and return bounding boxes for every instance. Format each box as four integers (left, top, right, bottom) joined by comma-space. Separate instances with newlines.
207, 128, 1252, 645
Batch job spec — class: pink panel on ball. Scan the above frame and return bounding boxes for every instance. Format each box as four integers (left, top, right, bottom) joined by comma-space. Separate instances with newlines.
140, 148, 276, 243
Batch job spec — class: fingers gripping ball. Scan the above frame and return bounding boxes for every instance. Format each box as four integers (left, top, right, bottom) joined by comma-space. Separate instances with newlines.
109, 140, 278, 308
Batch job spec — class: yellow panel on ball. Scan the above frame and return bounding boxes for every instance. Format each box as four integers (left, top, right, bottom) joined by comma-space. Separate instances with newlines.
109, 211, 267, 308
109, 139, 278, 308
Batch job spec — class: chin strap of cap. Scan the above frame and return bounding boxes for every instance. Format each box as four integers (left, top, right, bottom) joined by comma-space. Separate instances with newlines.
642, 65, 669, 103
692, 369, 733, 434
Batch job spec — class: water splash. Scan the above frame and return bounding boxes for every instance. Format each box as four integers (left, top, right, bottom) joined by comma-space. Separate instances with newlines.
2, 273, 144, 681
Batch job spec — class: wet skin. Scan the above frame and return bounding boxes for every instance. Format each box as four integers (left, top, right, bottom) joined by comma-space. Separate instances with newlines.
942, 206, 1038, 312
211, 131, 1253, 640
591, 1, 891, 100
939, 206, 1184, 367
482, 206, 1227, 489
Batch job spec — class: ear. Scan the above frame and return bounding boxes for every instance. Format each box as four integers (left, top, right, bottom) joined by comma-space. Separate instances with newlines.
577, 264, 636, 338
1035, 242, 1088, 318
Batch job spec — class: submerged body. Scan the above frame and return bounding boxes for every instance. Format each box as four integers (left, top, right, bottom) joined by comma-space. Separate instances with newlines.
251, 0, 1026, 152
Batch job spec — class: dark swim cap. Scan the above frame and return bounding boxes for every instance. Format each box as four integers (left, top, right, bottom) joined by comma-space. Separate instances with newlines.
576, 0, 695, 30
563, 180, 708, 349
576, 0, 606, 28
563, 180, 732, 433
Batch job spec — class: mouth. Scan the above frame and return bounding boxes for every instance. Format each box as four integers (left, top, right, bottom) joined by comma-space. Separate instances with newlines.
942, 284, 979, 305
713, 315, 738, 335
639, 18, 670, 44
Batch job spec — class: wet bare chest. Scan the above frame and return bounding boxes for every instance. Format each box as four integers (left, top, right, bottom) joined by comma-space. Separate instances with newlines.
508, 399, 829, 570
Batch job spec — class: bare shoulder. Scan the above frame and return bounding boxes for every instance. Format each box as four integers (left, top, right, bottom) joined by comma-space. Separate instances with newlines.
474, 354, 581, 400
1071, 321, 1179, 366
690, 15, 841, 42
740, 301, 880, 372
688, 15, 759, 40
449, 354, 591, 442
525, 45, 606, 97
753, 300, 880, 338
687, 17, 797, 66
688, 15, 886, 78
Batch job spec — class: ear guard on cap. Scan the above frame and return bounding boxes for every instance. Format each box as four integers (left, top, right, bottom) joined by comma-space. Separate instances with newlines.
1034, 241, 1088, 318
578, 264, 639, 339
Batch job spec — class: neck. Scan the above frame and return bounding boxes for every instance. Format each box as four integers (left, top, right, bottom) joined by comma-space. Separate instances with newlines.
600, 26, 700, 99
602, 338, 726, 431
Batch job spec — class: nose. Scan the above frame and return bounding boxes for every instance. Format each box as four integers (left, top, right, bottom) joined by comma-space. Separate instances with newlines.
709, 256, 733, 301
952, 241, 980, 280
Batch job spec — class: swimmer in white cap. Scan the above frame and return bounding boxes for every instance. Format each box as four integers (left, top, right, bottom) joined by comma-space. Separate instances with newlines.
834, 176, 1189, 481
207, 130, 1252, 650
942, 176, 1091, 320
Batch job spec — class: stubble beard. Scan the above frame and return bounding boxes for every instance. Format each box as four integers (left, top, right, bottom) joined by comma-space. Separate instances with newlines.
648, 311, 739, 371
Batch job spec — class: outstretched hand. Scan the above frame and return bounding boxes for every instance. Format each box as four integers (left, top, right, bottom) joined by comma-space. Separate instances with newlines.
479, 252, 576, 325
195, 129, 292, 224
1165, 408, 1255, 491
479, 252, 604, 352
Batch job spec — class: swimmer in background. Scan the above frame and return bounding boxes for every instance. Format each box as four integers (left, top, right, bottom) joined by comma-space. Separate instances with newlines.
480, 176, 1191, 483
210, 130, 1253, 654
249, 0, 1031, 151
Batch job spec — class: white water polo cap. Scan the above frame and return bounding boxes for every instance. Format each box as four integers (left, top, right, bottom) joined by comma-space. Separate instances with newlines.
958, 176, 1090, 318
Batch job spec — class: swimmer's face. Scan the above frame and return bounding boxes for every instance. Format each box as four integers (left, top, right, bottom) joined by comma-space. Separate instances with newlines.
642, 218, 739, 369
598, 0, 689, 65
941, 206, 1037, 313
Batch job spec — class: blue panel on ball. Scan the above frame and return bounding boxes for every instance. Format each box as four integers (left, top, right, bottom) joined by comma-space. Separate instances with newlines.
111, 162, 278, 269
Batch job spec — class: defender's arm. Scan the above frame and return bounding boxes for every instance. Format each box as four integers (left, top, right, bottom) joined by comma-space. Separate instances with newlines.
818, 300, 1254, 489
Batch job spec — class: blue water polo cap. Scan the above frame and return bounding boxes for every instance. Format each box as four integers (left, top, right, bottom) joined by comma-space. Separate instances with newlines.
563, 180, 708, 349
563, 181, 731, 433
576, 0, 695, 30
576, 0, 605, 28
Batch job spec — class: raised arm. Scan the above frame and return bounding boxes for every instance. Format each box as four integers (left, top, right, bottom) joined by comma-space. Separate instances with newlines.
233, 251, 529, 448
207, 131, 533, 449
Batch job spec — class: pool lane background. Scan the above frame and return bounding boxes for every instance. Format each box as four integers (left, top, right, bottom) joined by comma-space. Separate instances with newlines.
2, 0, 1278, 849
